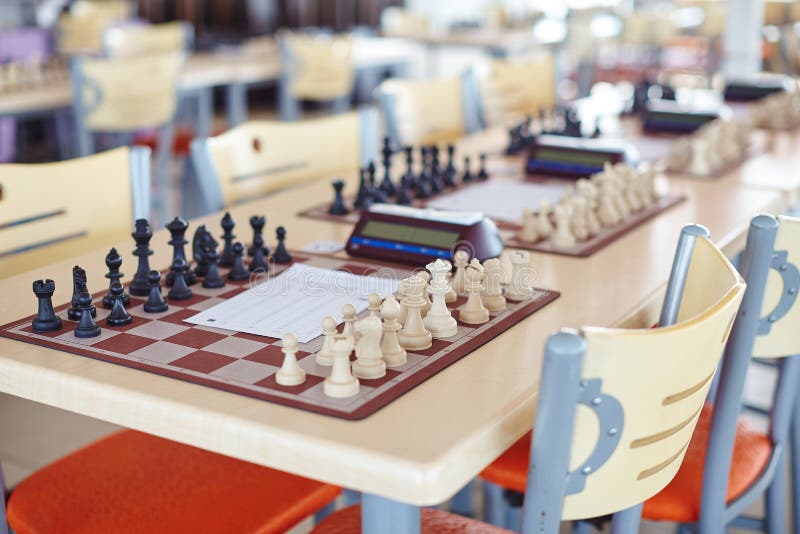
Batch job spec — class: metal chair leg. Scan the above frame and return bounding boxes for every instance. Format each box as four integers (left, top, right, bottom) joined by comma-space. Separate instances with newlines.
791, 397, 800, 534
482, 480, 507, 527
765, 452, 788, 534
610, 503, 642, 534
449, 479, 474, 516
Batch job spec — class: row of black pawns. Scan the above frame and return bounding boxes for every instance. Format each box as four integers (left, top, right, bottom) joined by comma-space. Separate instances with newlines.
30, 213, 294, 338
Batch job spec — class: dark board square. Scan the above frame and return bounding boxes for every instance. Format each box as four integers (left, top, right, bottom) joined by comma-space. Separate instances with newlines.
105, 314, 152, 332
219, 287, 246, 299
255, 372, 323, 394
171, 351, 237, 373
163, 329, 227, 349
244, 345, 310, 367
21, 324, 68, 338
93, 333, 156, 353
164, 293, 211, 308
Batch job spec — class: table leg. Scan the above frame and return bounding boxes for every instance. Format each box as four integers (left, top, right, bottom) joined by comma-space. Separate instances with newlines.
195, 88, 213, 140
361, 493, 420, 534
226, 83, 248, 128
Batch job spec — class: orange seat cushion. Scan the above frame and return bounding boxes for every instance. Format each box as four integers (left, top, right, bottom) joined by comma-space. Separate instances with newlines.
312, 504, 513, 534
7, 429, 341, 534
480, 404, 772, 524
134, 127, 200, 156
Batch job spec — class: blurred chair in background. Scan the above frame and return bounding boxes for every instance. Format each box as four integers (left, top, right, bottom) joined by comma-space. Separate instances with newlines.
380, 6, 430, 38
0, 146, 150, 278
277, 31, 355, 121
103, 20, 194, 58
190, 108, 377, 214
56, 0, 132, 56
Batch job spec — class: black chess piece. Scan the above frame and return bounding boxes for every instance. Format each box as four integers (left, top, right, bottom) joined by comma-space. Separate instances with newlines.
564, 108, 582, 137
102, 247, 129, 308
461, 156, 474, 183
396, 175, 414, 205
165, 217, 196, 286
167, 259, 193, 301
143, 270, 168, 313
106, 282, 132, 326
248, 215, 266, 257
443, 144, 457, 187
477, 154, 489, 180
328, 180, 350, 215
379, 136, 396, 197
129, 219, 153, 297
414, 174, 432, 199
366, 162, 387, 204
227, 242, 250, 281
74, 292, 101, 338
429, 146, 444, 193
202, 242, 225, 289
193, 225, 210, 277
32, 279, 62, 332
506, 125, 522, 155
272, 226, 293, 264
403, 145, 417, 189
68, 266, 95, 321
353, 168, 372, 210
218, 212, 236, 267
249, 235, 269, 272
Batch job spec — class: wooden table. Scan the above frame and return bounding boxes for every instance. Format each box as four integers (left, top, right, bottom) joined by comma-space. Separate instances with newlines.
0, 127, 790, 532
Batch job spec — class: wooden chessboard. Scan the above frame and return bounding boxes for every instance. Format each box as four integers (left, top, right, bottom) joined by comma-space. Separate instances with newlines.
0, 253, 559, 420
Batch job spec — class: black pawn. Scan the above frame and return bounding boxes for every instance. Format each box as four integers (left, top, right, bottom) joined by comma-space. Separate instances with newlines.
462, 156, 474, 183
167, 259, 193, 301
202, 245, 225, 289
396, 175, 414, 205
249, 235, 269, 272
68, 266, 95, 321
143, 270, 168, 313
32, 279, 62, 332
102, 247, 129, 308
130, 218, 153, 297
106, 282, 132, 327
227, 242, 250, 281
354, 168, 372, 210
192, 225, 210, 278
165, 217, 196, 286
248, 215, 266, 257
477, 154, 489, 180
74, 292, 101, 338
272, 226, 293, 264
219, 212, 236, 267
328, 180, 350, 215
443, 144, 457, 187
367, 162, 387, 204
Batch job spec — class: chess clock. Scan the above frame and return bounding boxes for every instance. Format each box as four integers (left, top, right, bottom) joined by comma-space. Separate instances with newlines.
525, 134, 639, 179
346, 204, 504, 265
641, 99, 725, 134
724, 74, 794, 101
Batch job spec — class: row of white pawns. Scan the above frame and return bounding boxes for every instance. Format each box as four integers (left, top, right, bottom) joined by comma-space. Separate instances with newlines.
517, 162, 665, 248
276, 250, 537, 398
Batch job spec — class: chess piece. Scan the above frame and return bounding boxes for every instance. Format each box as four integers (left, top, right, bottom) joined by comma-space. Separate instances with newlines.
324, 335, 359, 398
367, 293, 382, 318
452, 250, 469, 295
32, 279, 62, 332
424, 259, 458, 338
192, 225, 211, 278
249, 235, 269, 272
517, 208, 539, 243
272, 226, 293, 264
506, 251, 534, 301
102, 247, 129, 308
665, 136, 691, 172
68, 266, 95, 321
688, 135, 712, 176
417, 271, 432, 315
144, 270, 169, 313
443, 144, 457, 187
315, 316, 338, 365
596, 173, 621, 227
342, 303, 357, 340
461, 156, 474, 182
165, 217, 196, 286
551, 204, 576, 248
167, 259, 193, 301
379, 136, 397, 197
481, 258, 506, 312
248, 215, 266, 257
445, 269, 457, 304
275, 333, 306, 386
380, 296, 407, 367
202, 241, 225, 289
459, 259, 489, 324
329, 180, 350, 215
570, 196, 590, 242
367, 161, 387, 203
227, 242, 250, 281
353, 315, 387, 379
536, 202, 554, 238
397, 275, 432, 351
477, 153, 489, 180
396, 175, 414, 205
106, 282, 132, 326
219, 212, 236, 267
354, 168, 373, 210
576, 179, 601, 236
396, 278, 409, 324
74, 292, 101, 338
130, 218, 153, 296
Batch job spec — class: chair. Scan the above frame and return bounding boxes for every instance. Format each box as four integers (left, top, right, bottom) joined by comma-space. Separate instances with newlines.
190, 108, 378, 213
380, 7, 430, 37
5, 429, 341, 533
278, 31, 355, 121
0, 147, 150, 279
313, 226, 745, 533
103, 21, 194, 58
56, 0, 132, 56
376, 77, 470, 147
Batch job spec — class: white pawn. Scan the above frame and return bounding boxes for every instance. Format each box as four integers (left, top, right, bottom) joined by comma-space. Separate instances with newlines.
275, 333, 306, 386
397, 274, 433, 351
595, 174, 620, 227
481, 258, 506, 312
569, 196, 589, 242
353, 315, 386, 379
380, 296, 407, 367
516, 208, 539, 243
576, 179, 601, 236
452, 250, 469, 296
551, 203, 576, 248
623, 169, 642, 212
459, 259, 490, 324
342, 303, 357, 340
424, 259, 458, 338
506, 250, 534, 301
324, 335, 359, 398
315, 316, 337, 366
367, 293, 382, 318
536, 201, 554, 238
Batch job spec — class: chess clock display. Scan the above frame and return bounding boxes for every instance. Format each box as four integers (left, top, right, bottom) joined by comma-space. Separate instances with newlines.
525, 134, 638, 179
346, 204, 503, 265
642, 99, 726, 134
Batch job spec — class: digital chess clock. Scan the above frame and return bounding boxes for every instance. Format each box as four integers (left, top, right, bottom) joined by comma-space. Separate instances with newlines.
346, 204, 504, 265
724, 74, 794, 101
525, 134, 639, 179
642, 99, 724, 133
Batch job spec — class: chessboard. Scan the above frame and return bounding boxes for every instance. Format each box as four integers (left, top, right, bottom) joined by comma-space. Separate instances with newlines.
0, 252, 559, 420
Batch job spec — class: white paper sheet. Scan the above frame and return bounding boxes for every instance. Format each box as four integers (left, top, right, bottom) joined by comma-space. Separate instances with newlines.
426, 181, 567, 223
185, 264, 399, 342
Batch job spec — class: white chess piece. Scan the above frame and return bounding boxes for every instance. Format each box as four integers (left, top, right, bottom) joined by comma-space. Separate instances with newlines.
576, 179, 601, 236
380, 296, 407, 367
536, 201, 554, 238
595, 173, 621, 226
396, 278, 409, 324
666, 136, 691, 172
506, 250, 534, 301
397, 274, 433, 350
424, 259, 458, 338
417, 270, 433, 315
516, 207, 539, 243
353, 315, 386, 379
275, 333, 306, 386
481, 258, 506, 312
445, 268, 457, 303
688, 135, 712, 176
452, 250, 469, 296
551, 203, 576, 248
324, 335, 359, 398
315, 316, 337, 365
458, 259, 490, 324
367, 293, 382, 318
341, 303, 357, 340
622, 168, 643, 212
569, 196, 589, 242
609, 164, 631, 219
